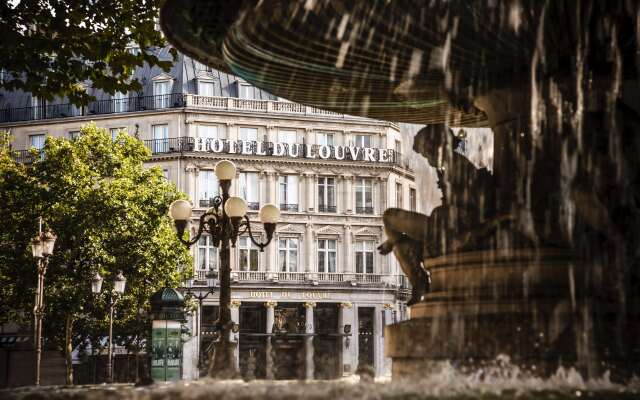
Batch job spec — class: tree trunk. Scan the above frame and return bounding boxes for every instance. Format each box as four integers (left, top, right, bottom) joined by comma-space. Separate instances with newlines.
65, 314, 74, 385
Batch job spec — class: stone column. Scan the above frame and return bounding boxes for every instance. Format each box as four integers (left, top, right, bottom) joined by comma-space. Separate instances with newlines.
338, 301, 354, 376
344, 176, 354, 214
382, 303, 394, 376
267, 231, 277, 277
305, 223, 315, 275
378, 177, 388, 215
343, 225, 354, 278
373, 304, 383, 377
185, 164, 198, 202
264, 301, 277, 379
230, 300, 241, 370
303, 301, 316, 380
305, 173, 315, 212
259, 171, 267, 209
267, 171, 278, 204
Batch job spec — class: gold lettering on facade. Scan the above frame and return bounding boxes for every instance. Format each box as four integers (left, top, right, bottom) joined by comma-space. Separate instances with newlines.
248, 291, 330, 299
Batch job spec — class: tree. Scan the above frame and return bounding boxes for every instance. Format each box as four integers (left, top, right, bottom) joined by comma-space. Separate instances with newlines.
0, 1, 174, 105
0, 123, 191, 384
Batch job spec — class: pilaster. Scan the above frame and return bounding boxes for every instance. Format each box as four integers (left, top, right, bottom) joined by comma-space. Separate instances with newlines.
304, 301, 316, 380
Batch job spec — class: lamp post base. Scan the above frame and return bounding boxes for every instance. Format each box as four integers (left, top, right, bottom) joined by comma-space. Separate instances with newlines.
207, 337, 239, 379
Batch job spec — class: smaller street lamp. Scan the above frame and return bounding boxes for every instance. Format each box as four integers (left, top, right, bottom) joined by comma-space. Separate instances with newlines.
31, 221, 56, 386
91, 270, 126, 383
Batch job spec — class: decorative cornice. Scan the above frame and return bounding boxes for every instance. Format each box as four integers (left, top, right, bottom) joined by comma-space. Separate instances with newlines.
338, 301, 353, 309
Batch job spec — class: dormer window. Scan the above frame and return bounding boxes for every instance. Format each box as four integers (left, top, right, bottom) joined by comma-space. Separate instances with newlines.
237, 81, 254, 99
152, 73, 173, 109
198, 80, 215, 97
113, 91, 128, 113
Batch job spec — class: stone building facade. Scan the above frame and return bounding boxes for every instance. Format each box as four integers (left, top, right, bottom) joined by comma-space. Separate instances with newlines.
0, 50, 415, 380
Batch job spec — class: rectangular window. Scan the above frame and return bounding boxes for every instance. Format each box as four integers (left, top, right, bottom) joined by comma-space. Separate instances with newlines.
198, 170, 219, 207
278, 130, 297, 144
278, 238, 298, 272
198, 125, 218, 150
239, 127, 258, 142
198, 80, 215, 97
394, 139, 402, 165
355, 178, 374, 214
152, 124, 168, 153
153, 80, 171, 108
29, 134, 46, 150
197, 235, 218, 272
396, 182, 403, 208
238, 237, 259, 271
162, 168, 170, 180
356, 241, 375, 274
317, 177, 336, 213
410, 188, 417, 212
32, 96, 45, 119
316, 132, 334, 146
239, 172, 259, 210
239, 83, 253, 99
110, 127, 126, 141
317, 239, 337, 273
355, 134, 372, 148
68, 131, 81, 140
278, 175, 298, 211
29, 134, 46, 160
113, 92, 128, 113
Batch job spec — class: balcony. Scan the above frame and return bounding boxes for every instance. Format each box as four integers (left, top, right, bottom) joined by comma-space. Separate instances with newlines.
279, 203, 299, 212
0, 93, 395, 127
191, 271, 407, 287
355, 206, 374, 215
317, 204, 337, 213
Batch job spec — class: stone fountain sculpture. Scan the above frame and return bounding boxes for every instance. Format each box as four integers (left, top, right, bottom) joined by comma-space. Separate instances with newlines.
160, 0, 640, 380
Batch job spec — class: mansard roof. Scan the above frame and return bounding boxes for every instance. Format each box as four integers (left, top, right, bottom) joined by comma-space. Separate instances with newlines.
0, 46, 277, 109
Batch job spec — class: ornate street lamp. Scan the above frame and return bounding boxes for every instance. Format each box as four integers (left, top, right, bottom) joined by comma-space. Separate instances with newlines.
31, 220, 56, 386
169, 159, 279, 378
91, 270, 126, 383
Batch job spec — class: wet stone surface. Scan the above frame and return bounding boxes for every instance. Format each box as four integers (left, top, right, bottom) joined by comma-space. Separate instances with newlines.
3, 366, 640, 400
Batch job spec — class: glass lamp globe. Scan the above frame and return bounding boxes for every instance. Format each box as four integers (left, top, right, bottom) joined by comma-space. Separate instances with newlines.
113, 271, 127, 294
91, 272, 104, 294
259, 203, 280, 224
31, 237, 43, 259
214, 160, 237, 180
169, 199, 192, 221
42, 230, 57, 256
224, 197, 247, 218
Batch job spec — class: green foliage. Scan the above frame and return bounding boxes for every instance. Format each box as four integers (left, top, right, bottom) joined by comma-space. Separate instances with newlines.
0, 1, 175, 105
0, 123, 191, 353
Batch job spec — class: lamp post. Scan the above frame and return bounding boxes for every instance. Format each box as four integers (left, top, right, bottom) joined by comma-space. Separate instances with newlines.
91, 270, 126, 383
182, 286, 215, 372
31, 219, 56, 386
169, 159, 280, 378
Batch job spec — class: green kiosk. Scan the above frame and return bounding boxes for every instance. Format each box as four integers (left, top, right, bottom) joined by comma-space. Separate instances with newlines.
150, 287, 186, 382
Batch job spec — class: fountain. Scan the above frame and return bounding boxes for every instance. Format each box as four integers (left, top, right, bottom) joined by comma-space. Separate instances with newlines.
160, 0, 640, 381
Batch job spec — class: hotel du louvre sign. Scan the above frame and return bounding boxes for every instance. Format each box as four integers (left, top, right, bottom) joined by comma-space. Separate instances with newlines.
193, 138, 397, 164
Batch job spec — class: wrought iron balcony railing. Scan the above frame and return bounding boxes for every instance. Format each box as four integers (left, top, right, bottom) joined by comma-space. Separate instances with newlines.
317, 204, 337, 213
1, 93, 188, 123
279, 203, 299, 212
0, 93, 397, 126
355, 206, 374, 215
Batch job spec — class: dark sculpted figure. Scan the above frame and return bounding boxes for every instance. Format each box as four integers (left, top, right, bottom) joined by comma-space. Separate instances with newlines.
378, 125, 496, 305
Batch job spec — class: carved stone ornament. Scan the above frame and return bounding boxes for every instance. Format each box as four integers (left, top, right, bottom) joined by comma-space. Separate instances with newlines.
230, 300, 242, 308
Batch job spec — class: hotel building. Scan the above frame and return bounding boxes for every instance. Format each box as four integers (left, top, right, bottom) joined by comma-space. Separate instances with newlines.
0, 48, 416, 380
